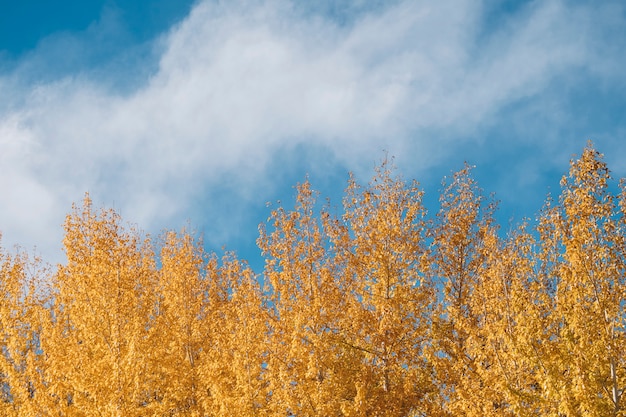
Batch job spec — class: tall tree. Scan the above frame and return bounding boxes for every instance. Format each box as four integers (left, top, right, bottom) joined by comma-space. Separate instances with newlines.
258, 181, 356, 416
42, 196, 158, 416
148, 230, 209, 415
427, 164, 506, 416
332, 160, 436, 416
535, 145, 626, 416
475, 223, 548, 416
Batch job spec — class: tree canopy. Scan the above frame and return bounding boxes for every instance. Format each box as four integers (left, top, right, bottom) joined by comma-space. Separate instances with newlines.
1, 144, 626, 416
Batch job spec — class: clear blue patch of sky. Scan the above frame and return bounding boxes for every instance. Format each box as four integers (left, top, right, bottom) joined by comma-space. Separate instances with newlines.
0, 0, 197, 91
0, 0, 196, 57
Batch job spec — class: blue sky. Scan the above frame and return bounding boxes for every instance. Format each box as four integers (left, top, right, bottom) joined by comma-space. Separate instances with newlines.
1, 0, 625, 270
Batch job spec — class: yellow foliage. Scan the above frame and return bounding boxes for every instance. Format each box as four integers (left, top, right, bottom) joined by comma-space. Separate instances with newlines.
0, 145, 625, 416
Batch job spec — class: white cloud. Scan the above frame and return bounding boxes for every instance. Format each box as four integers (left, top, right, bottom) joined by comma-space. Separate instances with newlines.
0, 0, 624, 263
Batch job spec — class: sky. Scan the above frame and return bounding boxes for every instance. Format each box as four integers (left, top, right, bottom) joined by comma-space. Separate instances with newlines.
1, 0, 626, 271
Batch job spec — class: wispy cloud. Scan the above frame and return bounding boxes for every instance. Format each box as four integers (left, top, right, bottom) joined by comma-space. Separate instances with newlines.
0, 0, 624, 263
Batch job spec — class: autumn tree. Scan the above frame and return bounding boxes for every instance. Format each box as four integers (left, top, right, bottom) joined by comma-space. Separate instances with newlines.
42, 196, 159, 416
475, 223, 549, 416
147, 230, 209, 415
330, 161, 437, 416
258, 181, 358, 416
0, 243, 48, 416
532, 145, 626, 416
427, 164, 508, 416
199, 253, 270, 416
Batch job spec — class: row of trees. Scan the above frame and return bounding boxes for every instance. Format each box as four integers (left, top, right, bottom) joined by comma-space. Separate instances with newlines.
1, 144, 626, 416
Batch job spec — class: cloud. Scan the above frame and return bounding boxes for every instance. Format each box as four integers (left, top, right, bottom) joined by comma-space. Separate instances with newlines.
0, 0, 624, 263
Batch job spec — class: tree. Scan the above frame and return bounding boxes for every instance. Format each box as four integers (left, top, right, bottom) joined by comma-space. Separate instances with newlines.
534, 144, 626, 416
427, 163, 508, 416
200, 253, 270, 416
258, 181, 357, 416
0, 243, 48, 416
42, 195, 158, 416
331, 160, 436, 416
148, 229, 209, 415
476, 223, 548, 416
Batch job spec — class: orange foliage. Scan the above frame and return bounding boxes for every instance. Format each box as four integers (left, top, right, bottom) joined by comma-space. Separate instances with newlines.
0, 144, 624, 416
